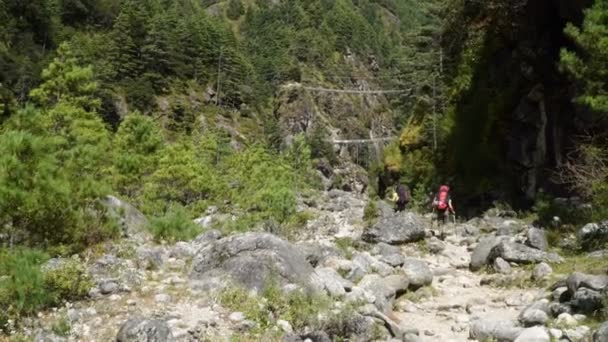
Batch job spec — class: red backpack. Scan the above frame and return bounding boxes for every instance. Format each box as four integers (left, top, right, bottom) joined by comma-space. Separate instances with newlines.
435, 185, 449, 210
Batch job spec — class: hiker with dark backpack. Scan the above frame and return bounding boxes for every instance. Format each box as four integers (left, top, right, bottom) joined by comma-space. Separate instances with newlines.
433, 185, 455, 225
391, 184, 411, 212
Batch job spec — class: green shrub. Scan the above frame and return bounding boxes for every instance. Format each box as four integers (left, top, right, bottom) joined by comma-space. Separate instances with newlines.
149, 205, 202, 243
0, 249, 50, 330
51, 314, 71, 337
43, 258, 93, 304
219, 281, 331, 333
363, 200, 379, 223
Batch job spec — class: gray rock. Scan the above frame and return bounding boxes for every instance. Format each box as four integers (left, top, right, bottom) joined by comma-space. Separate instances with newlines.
552, 286, 568, 302
549, 303, 573, 317
571, 288, 604, 314
297, 242, 341, 267
428, 237, 446, 254
566, 272, 608, 294
359, 274, 408, 312
531, 263, 553, 281
193, 229, 223, 247
564, 326, 591, 341
514, 326, 550, 342
362, 212, 425, 245
469, 319, 523, 341
526, 228, 549, 251
519, 309, 549, 327
579, 221, 608, 251
190, 232, 322, 293
593, 321, 608, 342
99, 280, 119, 295
494, 257, 512, 274
104, 196, 150, 242
313, 267, 352, 297
116, 317, 172, 342
402, 258, 432, 290
470, 236, 503, 271
277, 320, 293, 334
136, 247, 165, 270
380, 254, 405, 267
462, 224, 481, 236
34, 331, 67, 342
489, 241, 563, 264
169, 242, 195, 259
403, 333, 422, 342
556, 313, 577, 327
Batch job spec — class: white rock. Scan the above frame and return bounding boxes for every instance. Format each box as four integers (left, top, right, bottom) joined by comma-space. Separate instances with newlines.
556, 313, 577, 327
514, 326, 550, 342
277, 320, 293, 334
229, 312, 246, 323
109, 294, 121, 301
549, 329, 563, 339
154, 294, 171, 303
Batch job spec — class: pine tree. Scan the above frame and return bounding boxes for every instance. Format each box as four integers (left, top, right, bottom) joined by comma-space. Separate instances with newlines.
561, 1, 608, 113
142, 13, 175, 92
29, 42, 100, 111
113, 111, 164, 199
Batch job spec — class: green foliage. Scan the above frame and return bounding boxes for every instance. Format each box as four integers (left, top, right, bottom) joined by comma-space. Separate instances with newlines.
363, 200, 379, 223
149, 205, 202, 243
142, 140, 218, 215
51, 314, 71, 337
220, 281, 331, 334
43, 258, 93, 304
113, 111, 164, 199
561, 1, 608, 113
226, 0, 245, 20
0, 249, 91, 331
0, 248, 50, 329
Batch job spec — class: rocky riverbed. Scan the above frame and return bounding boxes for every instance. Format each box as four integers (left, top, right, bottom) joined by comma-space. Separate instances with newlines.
10, 190, 608, 342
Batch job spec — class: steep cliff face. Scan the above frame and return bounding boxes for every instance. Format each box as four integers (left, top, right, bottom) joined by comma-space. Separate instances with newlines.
446, 0, 593, 209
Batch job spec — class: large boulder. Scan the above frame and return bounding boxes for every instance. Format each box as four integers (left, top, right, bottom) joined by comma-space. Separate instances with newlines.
514, 326, 550, 342
570, 288, 605, 314
313, 267, 352, 297
362, 212, 425, 245
526, 228, 548, 251
579, 221, 608, 251
116, 317, 172, 342
103, 196, 150, 242
489, 241, 563, 264
469, 319, 523, 341
593, 321, 608, 342
470, 236, 503, 271
189, 232, 321, 292
566, 272, 608, 294
359, 274, 409, 312
401, 258, 433, 290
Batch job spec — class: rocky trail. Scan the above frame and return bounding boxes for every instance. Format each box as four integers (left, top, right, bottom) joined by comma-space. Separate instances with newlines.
17, 190, 608, 341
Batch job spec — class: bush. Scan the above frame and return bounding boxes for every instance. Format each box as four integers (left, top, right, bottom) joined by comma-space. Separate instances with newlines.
0, 249, 50, 330
363, 200, 379, 223
219, 280, 331, 333
149, 205, 202, 243
43, 258, 93, 304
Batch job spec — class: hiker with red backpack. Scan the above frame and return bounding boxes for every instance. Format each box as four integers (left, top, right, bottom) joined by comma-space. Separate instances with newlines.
433, 185, 455, 225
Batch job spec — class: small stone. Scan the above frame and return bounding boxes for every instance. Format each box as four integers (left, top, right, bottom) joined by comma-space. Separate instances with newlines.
277, 320, 293, 334
154, 294, 171, 303
85, 308, 97, 316
109, 294, 121, 301
424, 330, 435, 336
493, 257, 512, 274
549, 328, 563, 339
88, 288, 101, 299
531, 263, 552, 281
229, 312, 246, 323
556, 313, 577, 327
403, 333, 422, 342
564, 326, 591, 341
99, 281, 119, 295
514, 326, 550, 342
573, 314, 587, 321
126, 299, 137, 306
